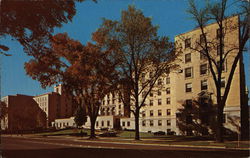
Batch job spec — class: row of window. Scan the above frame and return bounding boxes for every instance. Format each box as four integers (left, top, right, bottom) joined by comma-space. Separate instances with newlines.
103, 98, 122, 105
142, 109, 171, 117
142, 120, 171, 127
96, 120, 111, 127
185, 78, 225, 93
35, 96, 48, 103
147, 88, 171, 97
184, 29, 224, 49
184, 63, 225, 79
149, 98, 171, 106
184, 65, 208, 79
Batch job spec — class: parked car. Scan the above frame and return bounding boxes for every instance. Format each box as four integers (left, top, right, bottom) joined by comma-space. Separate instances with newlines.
154, 131, 165, 136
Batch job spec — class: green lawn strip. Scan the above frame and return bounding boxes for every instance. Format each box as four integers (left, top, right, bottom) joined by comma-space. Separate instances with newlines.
33, 129, 250, 148
36, 129, 90, 136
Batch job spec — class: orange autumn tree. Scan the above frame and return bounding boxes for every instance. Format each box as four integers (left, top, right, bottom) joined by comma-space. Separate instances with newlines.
0, 0, 91, 56
25, 33, 118, 138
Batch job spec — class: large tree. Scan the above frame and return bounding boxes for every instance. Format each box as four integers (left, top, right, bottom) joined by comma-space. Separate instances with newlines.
186, 0, 249, 142
25, 33, 117, 139
92, 6, 177, 140
0, 0, 93, 56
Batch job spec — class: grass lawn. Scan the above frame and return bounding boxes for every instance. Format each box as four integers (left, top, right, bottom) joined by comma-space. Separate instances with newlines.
34, 129, 249, 148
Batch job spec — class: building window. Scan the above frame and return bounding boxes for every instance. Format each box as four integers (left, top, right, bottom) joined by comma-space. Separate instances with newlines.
185, 53, 191, 63
217, 44, 224, 56
158, 120, 162, 126
142, 111, 146, 117
200, 51, 207, 60
107, 121, 110, 127
118, 96, 122, 103
150, 120, 154, 126
201, 80, 208, 90
96, 121, 99, 127
101, 121, 104, 127
158, 110, 162, 116
185, 83, 192, 92
157, 90, 161, 96
158, 78, 162, 85
200, 64, 208, 75
185, 67, 193, 78
142, 120, 146, 126
150, 110, 154, 117
216, 28, 224, 39
112, 99, 115, 104
167, 119, 171, 126
107, 100, 110, 105
217, 61, 225, 72
158, 99, 162, 105
167, 109, 171, 116
200, 34, 206, 44
186, 99, 192, 109
166, 98, 171, 104
166, 77, 170, 84
150, 92, 153, 97
221, 77, 226, 88
150, 100, 153, 106
127, 121, 130, 127
185, 38, 191, 48
166, 87, 170, 94
122, 121, 125, 126
142, 73, 146, 82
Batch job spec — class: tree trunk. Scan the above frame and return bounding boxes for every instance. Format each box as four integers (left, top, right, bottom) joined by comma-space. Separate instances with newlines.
216, 107, 224, 142
135, 109, 140, 140
89, 118, 96, 139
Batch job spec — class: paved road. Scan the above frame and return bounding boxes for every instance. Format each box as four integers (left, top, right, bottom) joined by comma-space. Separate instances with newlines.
1, 136, 249, 158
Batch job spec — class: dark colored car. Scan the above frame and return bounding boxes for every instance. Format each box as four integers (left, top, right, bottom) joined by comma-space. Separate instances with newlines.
154, 131, 166, 136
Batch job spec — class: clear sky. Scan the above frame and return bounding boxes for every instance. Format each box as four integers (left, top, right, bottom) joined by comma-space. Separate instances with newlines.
1, 0, 249, 103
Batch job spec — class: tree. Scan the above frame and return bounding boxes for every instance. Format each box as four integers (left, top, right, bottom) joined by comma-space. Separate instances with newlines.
74, 106, 87, 128
186, 0, 249, 142
0, 0, 92, 56
92, 6, 177, 140
25, 33, 117, 139
177, 92, 216, 136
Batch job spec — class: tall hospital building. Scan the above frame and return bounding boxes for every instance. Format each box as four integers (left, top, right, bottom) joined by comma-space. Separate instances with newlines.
91, 15, 248, 135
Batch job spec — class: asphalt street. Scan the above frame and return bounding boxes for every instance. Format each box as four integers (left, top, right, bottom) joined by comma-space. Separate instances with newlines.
1, 136, 249, 158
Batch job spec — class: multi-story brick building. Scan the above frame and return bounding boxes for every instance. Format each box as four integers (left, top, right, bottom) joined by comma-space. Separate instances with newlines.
1, 94, 46, 131
1, 84, 74, 130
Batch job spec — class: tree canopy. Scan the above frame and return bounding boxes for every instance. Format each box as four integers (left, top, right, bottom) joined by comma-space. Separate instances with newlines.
25, 33, 118, 138
0, 0, 87, 56
93, 5, 177, 140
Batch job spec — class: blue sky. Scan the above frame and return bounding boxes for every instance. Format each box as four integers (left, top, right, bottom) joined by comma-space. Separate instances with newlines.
1, 0, 249, 102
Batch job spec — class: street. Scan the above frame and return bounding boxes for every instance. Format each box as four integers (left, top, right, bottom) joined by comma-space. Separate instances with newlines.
1, 136, 249, 158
